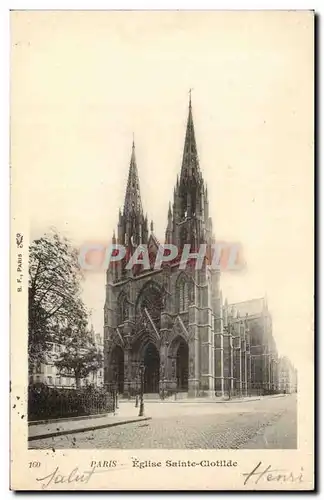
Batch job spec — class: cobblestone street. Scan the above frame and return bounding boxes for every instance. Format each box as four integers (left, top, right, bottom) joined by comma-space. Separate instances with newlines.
31, 394, 297, 450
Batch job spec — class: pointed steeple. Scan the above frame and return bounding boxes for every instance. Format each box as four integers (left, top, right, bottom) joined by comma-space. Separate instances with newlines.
168, 201, 172, 217
165, 202, 173, 244
116, 139, 149, 255
123, 140, 143, 217
166, 95, 214, 250
180, 92, 201, 184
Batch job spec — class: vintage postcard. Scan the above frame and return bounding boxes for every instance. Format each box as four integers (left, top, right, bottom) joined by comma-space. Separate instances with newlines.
10, 10, 314, 491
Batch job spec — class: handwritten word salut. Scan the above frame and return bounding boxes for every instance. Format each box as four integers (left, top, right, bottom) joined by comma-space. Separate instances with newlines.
78, 242, 245, 272
36, 464, 116, 489
242, 462, 304, 486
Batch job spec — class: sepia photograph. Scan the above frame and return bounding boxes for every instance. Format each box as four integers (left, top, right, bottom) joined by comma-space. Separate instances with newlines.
10, 9, 314, 490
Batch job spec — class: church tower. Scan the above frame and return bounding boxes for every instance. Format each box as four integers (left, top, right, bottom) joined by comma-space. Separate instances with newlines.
108, 141, 149, 283
117, 140, 149, 249
163, 94, 220, 397
170, 94, 213, 250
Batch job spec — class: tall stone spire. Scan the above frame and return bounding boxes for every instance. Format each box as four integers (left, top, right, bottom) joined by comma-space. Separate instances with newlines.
180, 92, 202, 185
167, 94, 213, 249
117, 140, 148, 251
123, 140, 143, 217
165, 201, 173, 244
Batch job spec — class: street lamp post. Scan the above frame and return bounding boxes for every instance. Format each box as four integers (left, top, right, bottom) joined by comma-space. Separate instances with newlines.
138, 364, 145, 417
110, 382, 115, 414
159, 363, 165, 401
114, 370, 119, 410
135, 365, 140, 407
228, 377, 232, 400
160, 378, 165, 401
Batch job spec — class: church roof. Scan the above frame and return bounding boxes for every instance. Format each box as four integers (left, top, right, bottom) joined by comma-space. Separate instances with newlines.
229, 297, 267, 317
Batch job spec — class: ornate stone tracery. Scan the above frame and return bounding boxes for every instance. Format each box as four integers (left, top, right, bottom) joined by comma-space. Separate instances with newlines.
175, 273, 194, 313
117, 291, 129, 325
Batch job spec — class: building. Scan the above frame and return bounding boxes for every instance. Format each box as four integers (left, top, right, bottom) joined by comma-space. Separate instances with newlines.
103, 97, 286, 398
278, 356, 297, 394
217, 300, 252, 398
227, 298, 279, 395
30, 333, 104, 389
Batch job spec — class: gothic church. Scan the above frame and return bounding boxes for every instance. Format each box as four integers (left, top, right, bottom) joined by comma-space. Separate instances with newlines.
104, 96, 277, 398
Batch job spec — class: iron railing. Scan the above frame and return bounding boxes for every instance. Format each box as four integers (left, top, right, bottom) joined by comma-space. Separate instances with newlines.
28, 383, 115, 421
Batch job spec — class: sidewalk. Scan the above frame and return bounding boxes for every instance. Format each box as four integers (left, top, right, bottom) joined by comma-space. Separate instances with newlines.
140, 394, 287, 404
28, 394, 286, 442
28, 405, 151, 441
119, 395, 263, 404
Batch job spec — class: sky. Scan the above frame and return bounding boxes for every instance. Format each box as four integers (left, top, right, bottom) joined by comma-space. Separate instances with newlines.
11, 11, 313, 368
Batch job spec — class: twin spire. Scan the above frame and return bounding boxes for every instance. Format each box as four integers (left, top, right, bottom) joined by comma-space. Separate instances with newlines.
120, 93, 205, 249
123, 93, 201, 216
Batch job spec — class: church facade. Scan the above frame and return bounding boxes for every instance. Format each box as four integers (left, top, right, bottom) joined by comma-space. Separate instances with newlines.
103, 97, 278, 398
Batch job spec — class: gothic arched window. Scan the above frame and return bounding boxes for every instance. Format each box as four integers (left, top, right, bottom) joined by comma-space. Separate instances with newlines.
179, 280, 189, 312
117, 292, 128, 325
136, 281, 163, 329
176, 275, 193, 313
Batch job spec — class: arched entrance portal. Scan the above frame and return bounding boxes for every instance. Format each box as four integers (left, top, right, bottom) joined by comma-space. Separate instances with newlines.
176, 340, 189, 391
111, 345, 124, 393
143, 343, 160, 393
